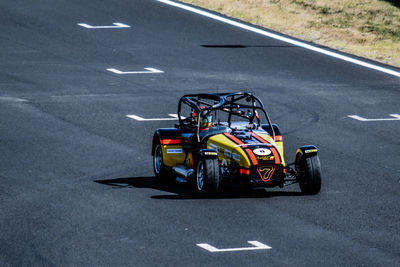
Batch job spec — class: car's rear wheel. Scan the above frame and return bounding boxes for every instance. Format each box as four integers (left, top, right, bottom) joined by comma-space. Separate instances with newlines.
153, 143, 173, 181
196, 157, 220, 194
296, 153, 321, 195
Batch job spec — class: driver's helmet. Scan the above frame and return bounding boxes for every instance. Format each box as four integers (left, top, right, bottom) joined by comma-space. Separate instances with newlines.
200, 110, 213, 129
191, 106, 212, 129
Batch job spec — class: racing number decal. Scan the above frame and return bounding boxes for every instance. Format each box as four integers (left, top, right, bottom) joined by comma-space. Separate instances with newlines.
253, 148, 271, 156
250, 133, 281, 165
257, 165, 275, 182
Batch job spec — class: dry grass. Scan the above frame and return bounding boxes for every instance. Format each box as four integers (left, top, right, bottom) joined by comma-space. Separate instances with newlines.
181, 0, 400, 67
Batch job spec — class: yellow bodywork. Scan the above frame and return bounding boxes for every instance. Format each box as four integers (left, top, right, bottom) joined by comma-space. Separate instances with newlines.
162, 145, 185, 167
207, 134, 252, 168
162, 132, 285, 168
256, 132, 285, 166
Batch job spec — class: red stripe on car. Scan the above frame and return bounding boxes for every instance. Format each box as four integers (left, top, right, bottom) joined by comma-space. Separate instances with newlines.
245, 148, 258, 166
250, 132, 281, 165
224, 132, 246, 147
160, 139, 181, 145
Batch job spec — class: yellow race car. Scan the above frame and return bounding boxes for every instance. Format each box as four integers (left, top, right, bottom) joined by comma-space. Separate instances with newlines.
152, 92, 321, 195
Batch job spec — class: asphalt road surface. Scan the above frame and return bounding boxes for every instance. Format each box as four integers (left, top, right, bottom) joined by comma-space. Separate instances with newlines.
1, 0, 399, 266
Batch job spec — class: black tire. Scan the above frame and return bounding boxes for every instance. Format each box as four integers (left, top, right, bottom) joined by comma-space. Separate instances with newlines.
195, 156, 221, 194
153, 143, 173, 181
296, 153, 321, 195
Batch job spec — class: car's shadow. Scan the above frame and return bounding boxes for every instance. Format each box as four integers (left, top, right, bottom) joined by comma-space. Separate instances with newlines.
384, 0, 400, 8
94, 176, 303, 199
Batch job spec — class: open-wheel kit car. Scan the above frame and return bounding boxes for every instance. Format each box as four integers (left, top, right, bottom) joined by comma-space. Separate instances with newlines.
152, 92, 321, 195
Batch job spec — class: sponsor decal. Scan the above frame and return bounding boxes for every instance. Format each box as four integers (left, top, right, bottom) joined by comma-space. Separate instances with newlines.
209, 143, 218, 150
224, 150, 232, 157
305, 149, 318, 154
256, 156, 275, 161
204, 151, 217, 156
167, 149, 182, 154
253, 148, 271, 156
232, 153, 240, 161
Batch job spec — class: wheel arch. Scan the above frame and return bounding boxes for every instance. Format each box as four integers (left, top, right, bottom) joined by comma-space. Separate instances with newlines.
151, 128, 182, 155
296, 145, 319, 158
199, 148, 218, 159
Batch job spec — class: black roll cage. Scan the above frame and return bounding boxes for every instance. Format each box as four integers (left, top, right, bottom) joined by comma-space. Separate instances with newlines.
177, 92, 275, 142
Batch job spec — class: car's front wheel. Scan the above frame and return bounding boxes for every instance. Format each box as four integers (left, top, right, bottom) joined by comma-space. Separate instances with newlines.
196, 157, 220, 194
296, 153, 321, 195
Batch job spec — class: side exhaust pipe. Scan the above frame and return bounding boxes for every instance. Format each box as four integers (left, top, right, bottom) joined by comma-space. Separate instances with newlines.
172, 165, 194, 181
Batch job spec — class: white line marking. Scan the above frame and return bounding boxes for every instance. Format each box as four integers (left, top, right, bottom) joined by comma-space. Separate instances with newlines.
348, 114, 400, 121
107, 68, 164, 74
0, 97, 28, 102
77, 22, 131, 29
126, 114, 180, 121
157, 0, 400, 78
197, 241, 272, 252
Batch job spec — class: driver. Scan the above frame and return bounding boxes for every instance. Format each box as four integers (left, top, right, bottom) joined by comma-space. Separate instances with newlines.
190, 107, 213, 130
200, 110, 213, 129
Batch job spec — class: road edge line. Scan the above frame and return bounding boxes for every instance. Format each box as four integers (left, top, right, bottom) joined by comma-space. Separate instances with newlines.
157, 0, 400, 78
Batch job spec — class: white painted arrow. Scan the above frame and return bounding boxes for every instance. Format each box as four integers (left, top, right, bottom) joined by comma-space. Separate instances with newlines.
107, 68, 164, 74
197, 241, 272, 253
77, 22, 130, 29
127, 114, 182, 121
348, 114, 400, 122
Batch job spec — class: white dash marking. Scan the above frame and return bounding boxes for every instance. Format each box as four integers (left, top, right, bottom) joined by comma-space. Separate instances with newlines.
197, 243, 219, 252
0, 97, 28, 102
107, 68, 164, 74
77, 22, 131, 29
348, 114, 400, 121
157, 0, 400, 78
168, 114, 181, 118
197, 241, 272, 253
126, 114, 180, 121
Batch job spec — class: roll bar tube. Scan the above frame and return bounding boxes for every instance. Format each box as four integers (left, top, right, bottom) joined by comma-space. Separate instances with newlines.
177, 92, 275, 141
